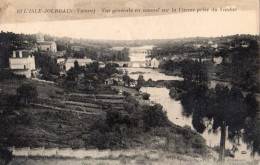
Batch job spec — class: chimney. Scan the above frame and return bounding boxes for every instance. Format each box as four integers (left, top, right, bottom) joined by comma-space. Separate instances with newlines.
12, 51, 16, 58
19, 51, 22, 58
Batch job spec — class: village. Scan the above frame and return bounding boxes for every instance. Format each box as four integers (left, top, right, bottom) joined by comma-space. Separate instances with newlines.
1, 32, 198, 163
7, 33, 160, 82
0, 31, 259, 165
0, 0, 259, 162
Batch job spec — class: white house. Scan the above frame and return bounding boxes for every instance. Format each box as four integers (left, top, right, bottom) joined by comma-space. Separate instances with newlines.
151, 58, 160, 68
193, 44, 202, 48
65, 58, 93, 71
9, 50, 36, 78
211, 44, 218, 49
208, 41, 213, 45
213, 56, 223, 65
38, 41, 57, 53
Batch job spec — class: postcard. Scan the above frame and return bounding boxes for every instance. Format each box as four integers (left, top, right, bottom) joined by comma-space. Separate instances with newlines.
0, 0, 259, 164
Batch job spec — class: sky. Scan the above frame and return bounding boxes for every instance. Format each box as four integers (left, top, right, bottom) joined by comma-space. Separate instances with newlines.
0, 10, 259, 40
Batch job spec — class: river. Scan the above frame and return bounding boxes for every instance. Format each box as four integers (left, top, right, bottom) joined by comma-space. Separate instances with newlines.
124, 46, 258, 161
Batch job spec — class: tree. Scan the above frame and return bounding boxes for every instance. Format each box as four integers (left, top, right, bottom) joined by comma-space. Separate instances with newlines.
135, 75, 145, 91
0, 147, 12, 165
142, 104, 168, 130
122, 73, 131, 86
181, 60, 208, 85
243, 93, 260, 156
180, 84, 255, 161
102, 63, 119, 76
216, 38, 259, 92
35, 53, 60, 78
74, 60, 80, 73
66, 68, 77, 81
230, 39, 258, 92
211, 86, 246, 161
16, 83, 38, 104
66, 60, 82, 82
142, 92, 150, 100
0, 70, 25, 81
86, 61, 99, 74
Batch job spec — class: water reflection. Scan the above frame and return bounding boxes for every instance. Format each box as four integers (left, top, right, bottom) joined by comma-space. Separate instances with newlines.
126, 68, 183, 81
140, 87, 251, 160
140, 87, 190, 127
126, 46, 256, 160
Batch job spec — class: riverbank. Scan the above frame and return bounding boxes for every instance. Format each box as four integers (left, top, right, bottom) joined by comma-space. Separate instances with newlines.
143, 79, 182, 88
124, 65, 260, 160
159, 69, 182, 77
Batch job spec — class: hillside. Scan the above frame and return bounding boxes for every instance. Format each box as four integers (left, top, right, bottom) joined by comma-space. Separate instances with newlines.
0, 78, 209, 161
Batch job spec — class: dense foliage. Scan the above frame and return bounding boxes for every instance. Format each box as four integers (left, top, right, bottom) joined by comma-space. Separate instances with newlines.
87, 94, 169, 149
221, 39, 258, 92
35, 53, 60, 77
177, 81, 259, 160
63, 61, 120, 92
0, 69, 25, 81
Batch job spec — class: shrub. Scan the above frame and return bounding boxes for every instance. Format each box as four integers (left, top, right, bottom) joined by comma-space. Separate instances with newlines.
17, 113, 32, 125
122, 91, 130, 97
0, 69, 25, 81
142, 92, 150, 100
87, 130, 109, 149
16, 83, 38, 104
0, 147, 12, 165
106, 110, 131, 127
142, 104, 168, 129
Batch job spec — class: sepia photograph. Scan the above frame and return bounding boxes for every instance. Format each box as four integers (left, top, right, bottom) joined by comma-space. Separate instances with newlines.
0, 0, 259, 164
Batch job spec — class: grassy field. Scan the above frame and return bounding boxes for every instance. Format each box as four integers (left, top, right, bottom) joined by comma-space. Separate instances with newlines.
0, 79, 64, 99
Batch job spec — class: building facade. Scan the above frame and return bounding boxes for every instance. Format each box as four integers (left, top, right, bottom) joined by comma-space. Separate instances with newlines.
38, 41, 57, 53
9, 50, 36, 78
65, 58, 93, 71
151, 58, 160, 68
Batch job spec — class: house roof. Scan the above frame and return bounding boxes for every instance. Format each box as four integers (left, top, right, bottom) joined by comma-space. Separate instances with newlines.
10, 50, 33, 58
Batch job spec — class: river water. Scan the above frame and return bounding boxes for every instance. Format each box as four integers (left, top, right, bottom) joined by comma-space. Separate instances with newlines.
125, 46, 257, 161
